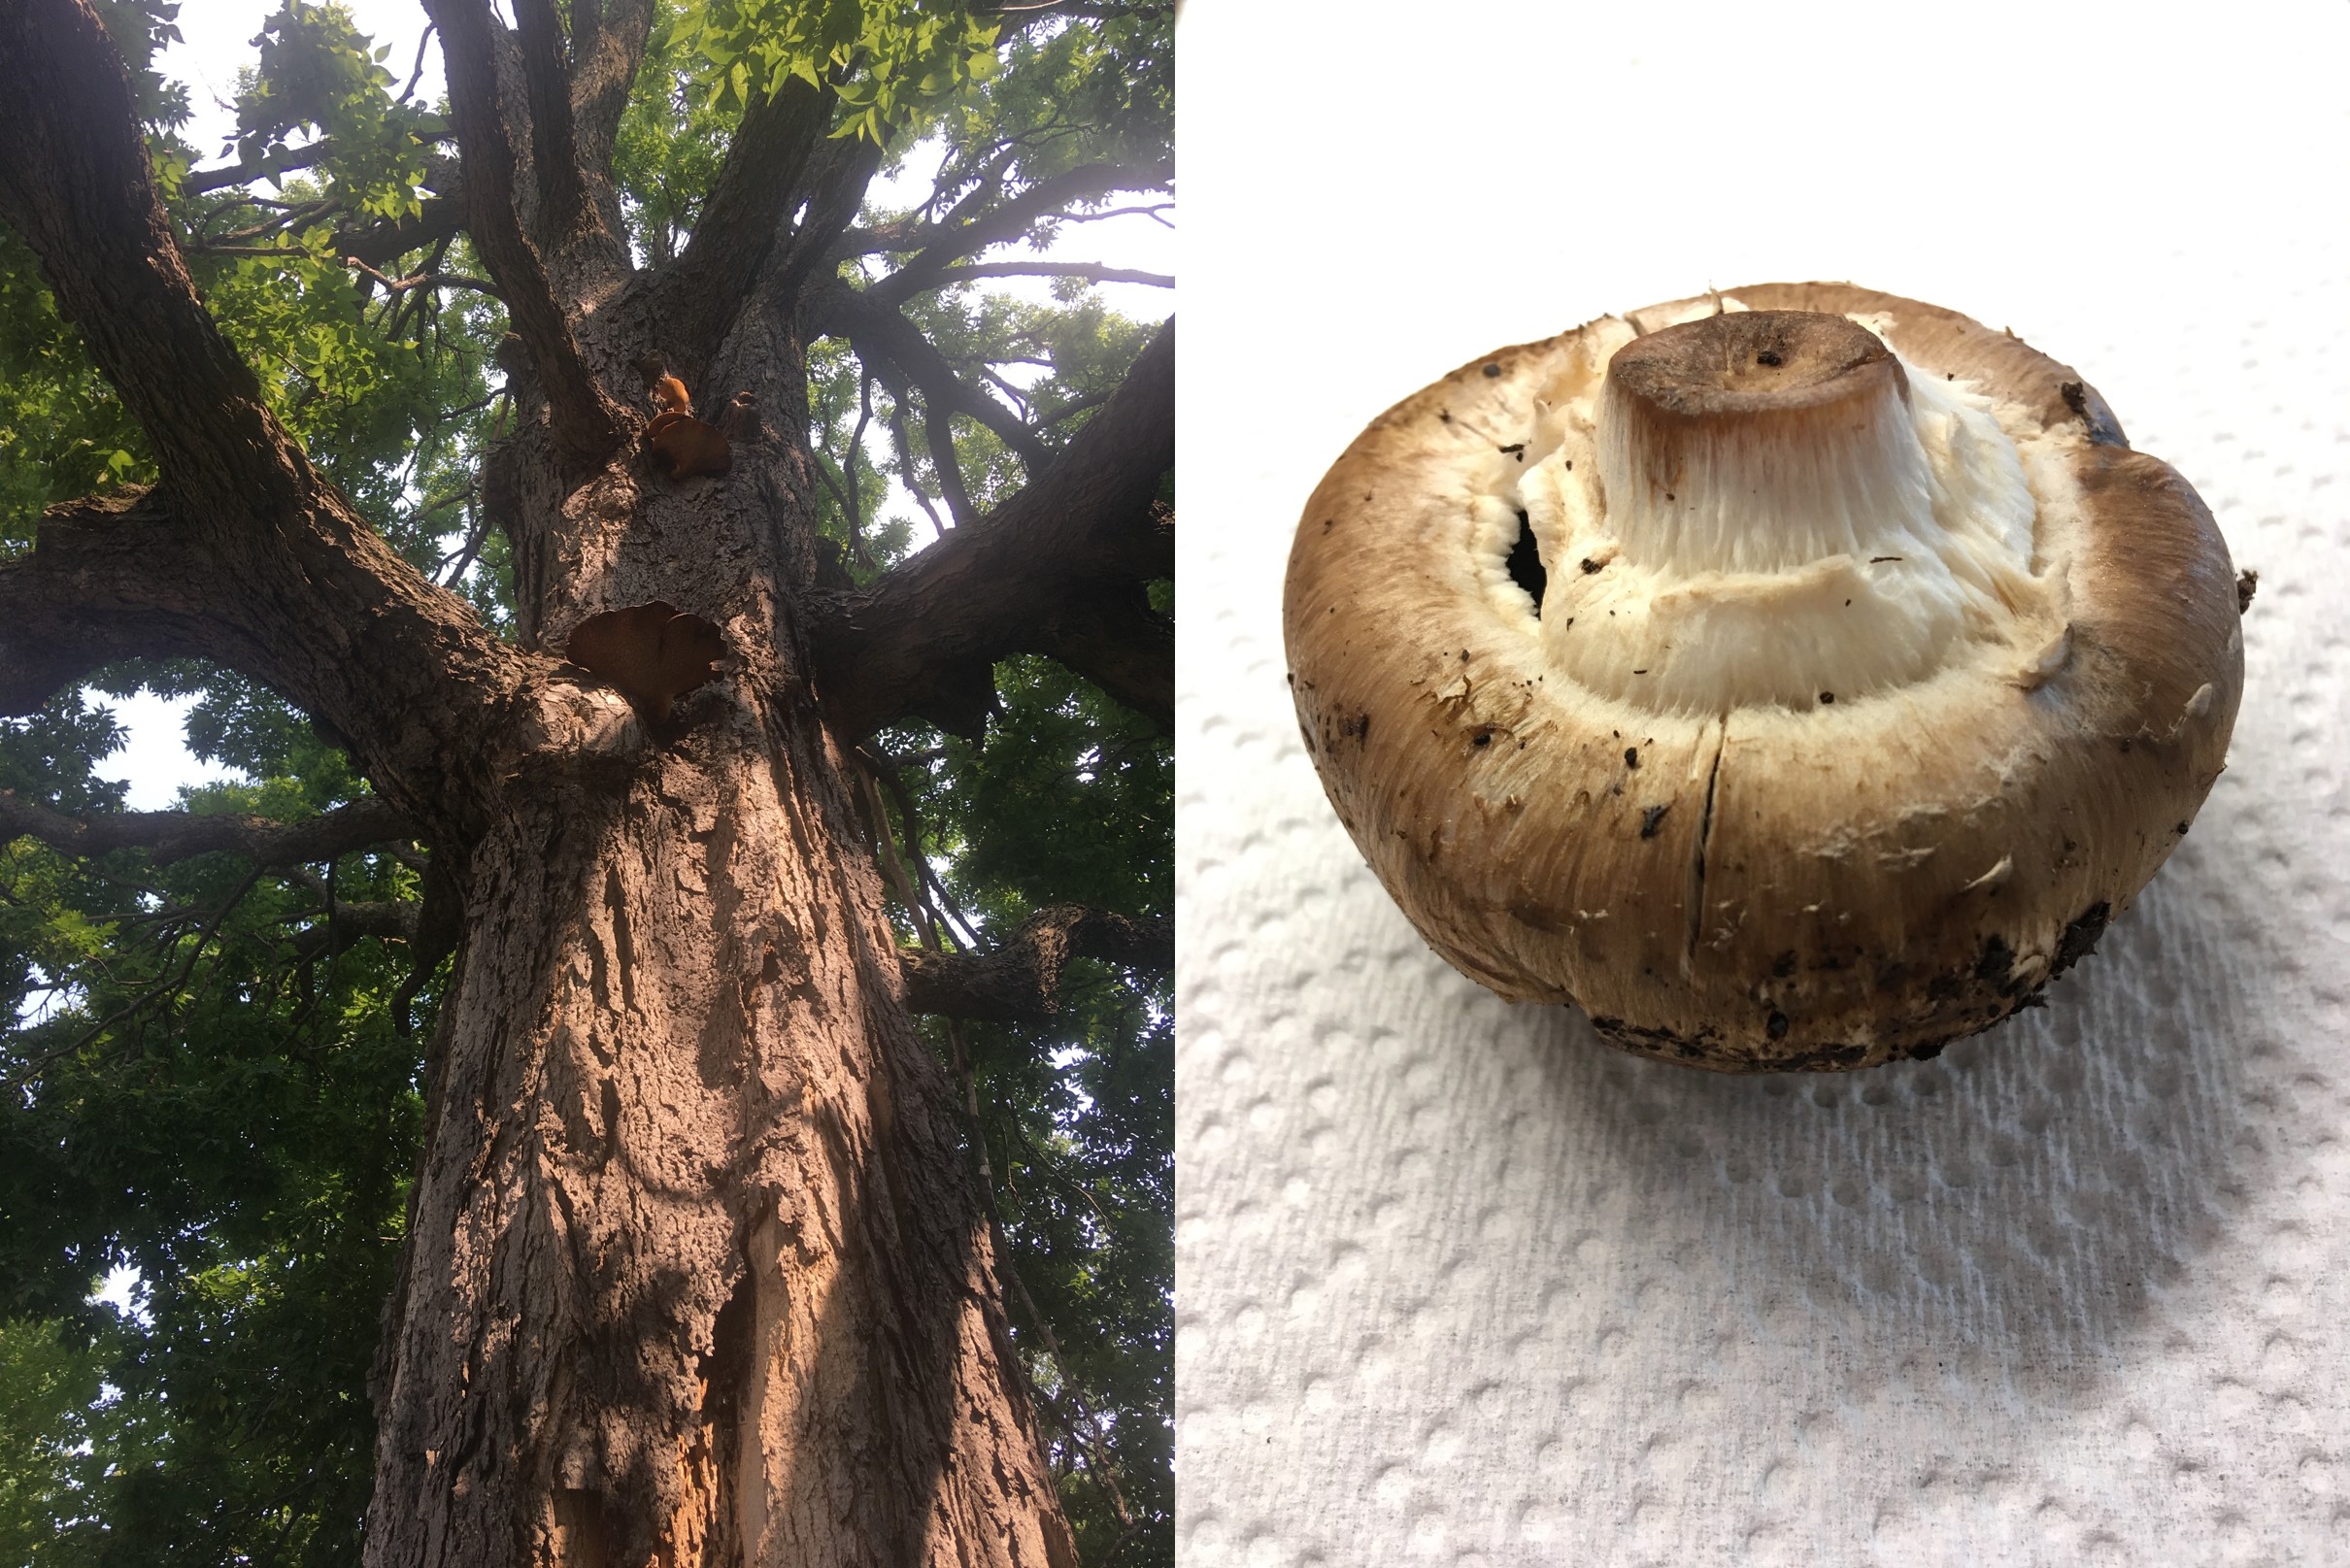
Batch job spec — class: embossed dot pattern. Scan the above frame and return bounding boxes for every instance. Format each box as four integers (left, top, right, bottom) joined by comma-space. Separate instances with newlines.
1178, 5, 2350, 1563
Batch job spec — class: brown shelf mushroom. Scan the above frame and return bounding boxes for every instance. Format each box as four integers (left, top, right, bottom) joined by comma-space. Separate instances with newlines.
1284, 284, 2244, 1071
564, 601, 727, 724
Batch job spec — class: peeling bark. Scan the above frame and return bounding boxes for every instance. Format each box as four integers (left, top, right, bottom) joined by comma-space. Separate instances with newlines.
368, 695, 1073, 1566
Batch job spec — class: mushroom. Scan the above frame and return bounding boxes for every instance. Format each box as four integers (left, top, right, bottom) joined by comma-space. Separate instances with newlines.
564, 601, 727, 723
1284, 284, 2243, 1070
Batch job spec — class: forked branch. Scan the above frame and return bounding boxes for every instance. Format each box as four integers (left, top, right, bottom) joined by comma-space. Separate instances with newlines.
0, 2, 535, 840
655, 75, 833, 368
567, 0, 658, 180
420, 0, 624, 467
814, 283, 1053, 470
0, 2, 316, 524
810, 319, 1174, 740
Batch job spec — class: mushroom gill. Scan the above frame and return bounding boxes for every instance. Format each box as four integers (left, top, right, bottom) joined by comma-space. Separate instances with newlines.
1500, 308, 2062, 716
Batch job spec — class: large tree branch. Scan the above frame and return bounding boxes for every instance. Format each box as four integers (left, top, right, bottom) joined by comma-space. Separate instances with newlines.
810, 319, 1173, 740
186, 138, 341, 194
849, 160, 1171, 296
420, 0, 623, 469
1029, 580, 1172, 734
568, 0, 656, 181
758, 133, 886, 309
337, 193, 467, 270
286, 894, 422, 960
511, 0, 589, 245
813, 283, 1053, 472
0, 4, 311, 525
0, 490, 214, 714
0, 484, 523, 843
0, 4, 533, 841
899, 905, 1170, 1023
0, 791, 418, 867
187, 136, 459, 199
652, 76, 832, 369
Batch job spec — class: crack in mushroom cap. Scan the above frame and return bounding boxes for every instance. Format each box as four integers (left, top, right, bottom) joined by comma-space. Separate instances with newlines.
1284, 284, 2243, 1071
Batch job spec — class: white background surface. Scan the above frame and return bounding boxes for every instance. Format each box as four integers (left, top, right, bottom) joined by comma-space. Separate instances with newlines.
1174, 3, 2350, 1562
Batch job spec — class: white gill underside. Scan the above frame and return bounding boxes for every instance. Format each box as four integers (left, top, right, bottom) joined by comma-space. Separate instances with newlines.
1470, 313, 2074, 716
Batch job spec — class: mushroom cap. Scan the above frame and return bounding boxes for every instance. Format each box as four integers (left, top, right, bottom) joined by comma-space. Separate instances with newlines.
1283, 284, 2242, 1070
564, 601, 727, 723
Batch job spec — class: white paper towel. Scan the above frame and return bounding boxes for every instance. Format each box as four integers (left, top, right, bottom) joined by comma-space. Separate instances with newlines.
1175, 4, 2350, 1562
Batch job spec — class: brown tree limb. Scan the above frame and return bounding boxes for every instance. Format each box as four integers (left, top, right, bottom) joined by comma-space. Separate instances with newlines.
813, 283, 1053, 471
810, 318, 1174, 740
389, 848, 464, 1035
900, 905, 1170, 1023
654, 75, 832, 369
888, 401, 952, 542
186, 138, 341, 194
0, 485, 525, 848
1030, 580, 1173, 733
420, 0, 624, 469
511, 0, 590, 244
758, 132, 887, 308
335, 192, 467, 270
286, 896, 422, 960
0, 3, 314, 525
346, 256, 500, 299
567, 0, 657, 182
0, 490, 216, 713
847, 160, 1170, 285
923, 396, 981, 530
882, 261, 1175, 299
0, 791, 418, 867
0, 7, 533, 840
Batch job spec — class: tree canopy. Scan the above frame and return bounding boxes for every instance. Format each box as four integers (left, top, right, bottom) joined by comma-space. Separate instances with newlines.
0, 1, 1172, 1560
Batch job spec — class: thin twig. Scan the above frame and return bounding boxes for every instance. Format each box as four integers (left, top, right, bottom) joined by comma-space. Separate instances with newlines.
889, 403, 950, 540
851, 748, 941, 951
902, 260, 1175, 294
846, 370, 874, 566
7, 864, 264, 1087
346, 255, 500, 299
867, 754, 983, 951
396, 22, 437, 105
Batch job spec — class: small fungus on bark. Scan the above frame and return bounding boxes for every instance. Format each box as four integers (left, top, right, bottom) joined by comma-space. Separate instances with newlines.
631, 352, 733, 479
564, 601, 727, 723
1284, 284, 2245, 1071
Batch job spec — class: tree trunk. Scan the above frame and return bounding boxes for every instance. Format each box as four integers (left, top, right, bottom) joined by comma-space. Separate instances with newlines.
365, 320, 1075, 1565
0, 8, 1168, 1554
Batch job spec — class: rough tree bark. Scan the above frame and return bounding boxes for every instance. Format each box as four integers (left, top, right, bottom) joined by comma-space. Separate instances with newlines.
0, 2, 1171, 1561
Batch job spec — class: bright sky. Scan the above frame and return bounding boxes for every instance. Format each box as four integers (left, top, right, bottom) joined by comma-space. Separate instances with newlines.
95, 1, 1172, 810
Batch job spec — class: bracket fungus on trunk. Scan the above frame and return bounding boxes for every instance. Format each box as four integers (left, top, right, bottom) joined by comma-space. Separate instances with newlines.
1284, 284, 2244, 1071
564, 601, 727, 724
